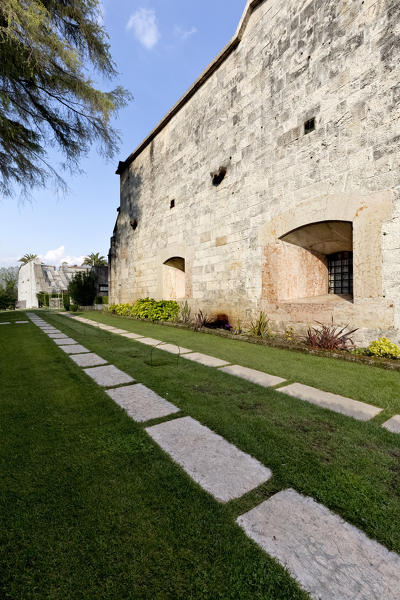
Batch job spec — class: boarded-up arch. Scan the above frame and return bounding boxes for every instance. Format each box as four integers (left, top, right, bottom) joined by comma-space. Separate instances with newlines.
162, 257, 186, 300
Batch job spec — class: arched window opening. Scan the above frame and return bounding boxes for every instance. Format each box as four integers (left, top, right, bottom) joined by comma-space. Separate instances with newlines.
270, 220, 354, 302
162, 257, 186, 300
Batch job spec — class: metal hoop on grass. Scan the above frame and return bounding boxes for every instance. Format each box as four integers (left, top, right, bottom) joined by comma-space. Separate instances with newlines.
150, 341, 182, 367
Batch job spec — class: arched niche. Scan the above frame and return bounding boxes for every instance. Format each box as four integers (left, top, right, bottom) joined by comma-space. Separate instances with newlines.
264, 220, 353, 302
162, 257, 186, 300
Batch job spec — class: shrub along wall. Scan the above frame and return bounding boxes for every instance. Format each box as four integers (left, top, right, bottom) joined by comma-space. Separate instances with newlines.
109, 298, 180, 321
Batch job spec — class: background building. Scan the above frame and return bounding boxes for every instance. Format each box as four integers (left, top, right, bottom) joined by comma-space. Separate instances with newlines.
18, 259, 89, 308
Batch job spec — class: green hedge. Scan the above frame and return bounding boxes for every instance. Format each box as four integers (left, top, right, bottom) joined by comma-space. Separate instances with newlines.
109, 298, 180, 322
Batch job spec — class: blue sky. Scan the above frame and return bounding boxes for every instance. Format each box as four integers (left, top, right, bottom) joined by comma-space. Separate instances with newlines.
0, 0, 246, 267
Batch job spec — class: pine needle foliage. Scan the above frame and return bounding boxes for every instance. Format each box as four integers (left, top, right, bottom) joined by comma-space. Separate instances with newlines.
0, 0, 131, 196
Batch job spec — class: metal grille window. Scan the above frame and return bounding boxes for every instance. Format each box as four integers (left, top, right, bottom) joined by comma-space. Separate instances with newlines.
328, 252, 353, 295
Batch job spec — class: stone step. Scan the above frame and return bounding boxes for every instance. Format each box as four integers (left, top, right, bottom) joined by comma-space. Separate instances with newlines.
59, 344, 90, 355
106, 384, 180, 422
219, 364, 285, 388
157, 343, 192, 355
382, 415, 400, 434
237, 488, 400, 600
136, 337, 164, 346
182, 352, 230, 368
146, 416, 272, 502
53, 337, 78, 346
70, 353, 108, 368
83, 364, 134, 387
47, 333, 69, 339
120, 332, 144, 340
277, 382, 382, 421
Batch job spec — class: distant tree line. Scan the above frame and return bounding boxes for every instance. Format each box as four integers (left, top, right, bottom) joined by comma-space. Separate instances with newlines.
0, 267, 18, 309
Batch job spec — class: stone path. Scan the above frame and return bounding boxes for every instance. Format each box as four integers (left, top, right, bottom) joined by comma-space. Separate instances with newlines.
60, 313, 396, 433
121, 332, 144, 340
154, 343, 192, 355
53, 337, 79, 346
83, 365, 134, 387
106, 384, 180, 422
382, 415, 400, 434
146, 416, 272, 502
237, 488, 400, 600
24, 313, 400, 598
183, 352, 230, 368
136, 337, 165, 346
277, 382, 383, 421
70, 353, 108, 367
220, 364, 286, 388
59, 344, 90, 355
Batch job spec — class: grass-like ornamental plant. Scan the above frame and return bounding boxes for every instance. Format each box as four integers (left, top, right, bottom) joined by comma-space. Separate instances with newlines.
248, 311, 271, 338
306, 320, 357, 351
179, 300, 192, 324
193, 310, 208, 331
366, 337, 400, 359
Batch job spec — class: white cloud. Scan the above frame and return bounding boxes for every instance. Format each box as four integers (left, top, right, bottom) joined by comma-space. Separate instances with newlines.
40, 246, 85, 267
174, 25, 197, 42
126, 8, 160, 49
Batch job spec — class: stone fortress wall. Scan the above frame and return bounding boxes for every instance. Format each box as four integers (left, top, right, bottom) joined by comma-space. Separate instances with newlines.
110, 0, 400, 344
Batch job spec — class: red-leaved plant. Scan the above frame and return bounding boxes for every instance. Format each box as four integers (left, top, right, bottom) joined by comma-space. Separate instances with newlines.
305, 320, 358, 351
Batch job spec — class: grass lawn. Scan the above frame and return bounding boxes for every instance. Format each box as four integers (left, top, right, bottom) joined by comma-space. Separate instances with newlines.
1, 310, 399, 599
82, 310, 400, 419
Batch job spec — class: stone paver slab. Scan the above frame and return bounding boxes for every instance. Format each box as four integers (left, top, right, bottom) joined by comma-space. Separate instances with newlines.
120, 332, 144, 339
83, 365, 134, 387
53, 337, 78, 345
237, 488, 400, 600
0, 322, 10, 325
146, 416, 271, 502
219, 365, 285, 388
16, 321, 29, 323
158, 343, 192, 355
277, 382, 382, 421
59, 344, 90, 354
47, 333, 68, 339
382, 415, 400, 434
70, 353, 108, 367
106, 384, 180, 422
44, 330, 63, 335
136, 337, 163, 346
108, 328, 129, 334
182, 352, 230, 368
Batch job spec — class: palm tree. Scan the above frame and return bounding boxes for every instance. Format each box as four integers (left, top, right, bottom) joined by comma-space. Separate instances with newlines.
18, 253, 38, 264
82, 252, 107, 267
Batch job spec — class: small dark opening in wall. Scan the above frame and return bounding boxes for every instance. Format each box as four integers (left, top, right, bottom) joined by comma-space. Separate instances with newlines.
304, 118, 316, 135
130, 219, 138, 230
170, 199, 175, 209
212, 167, 227, 187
